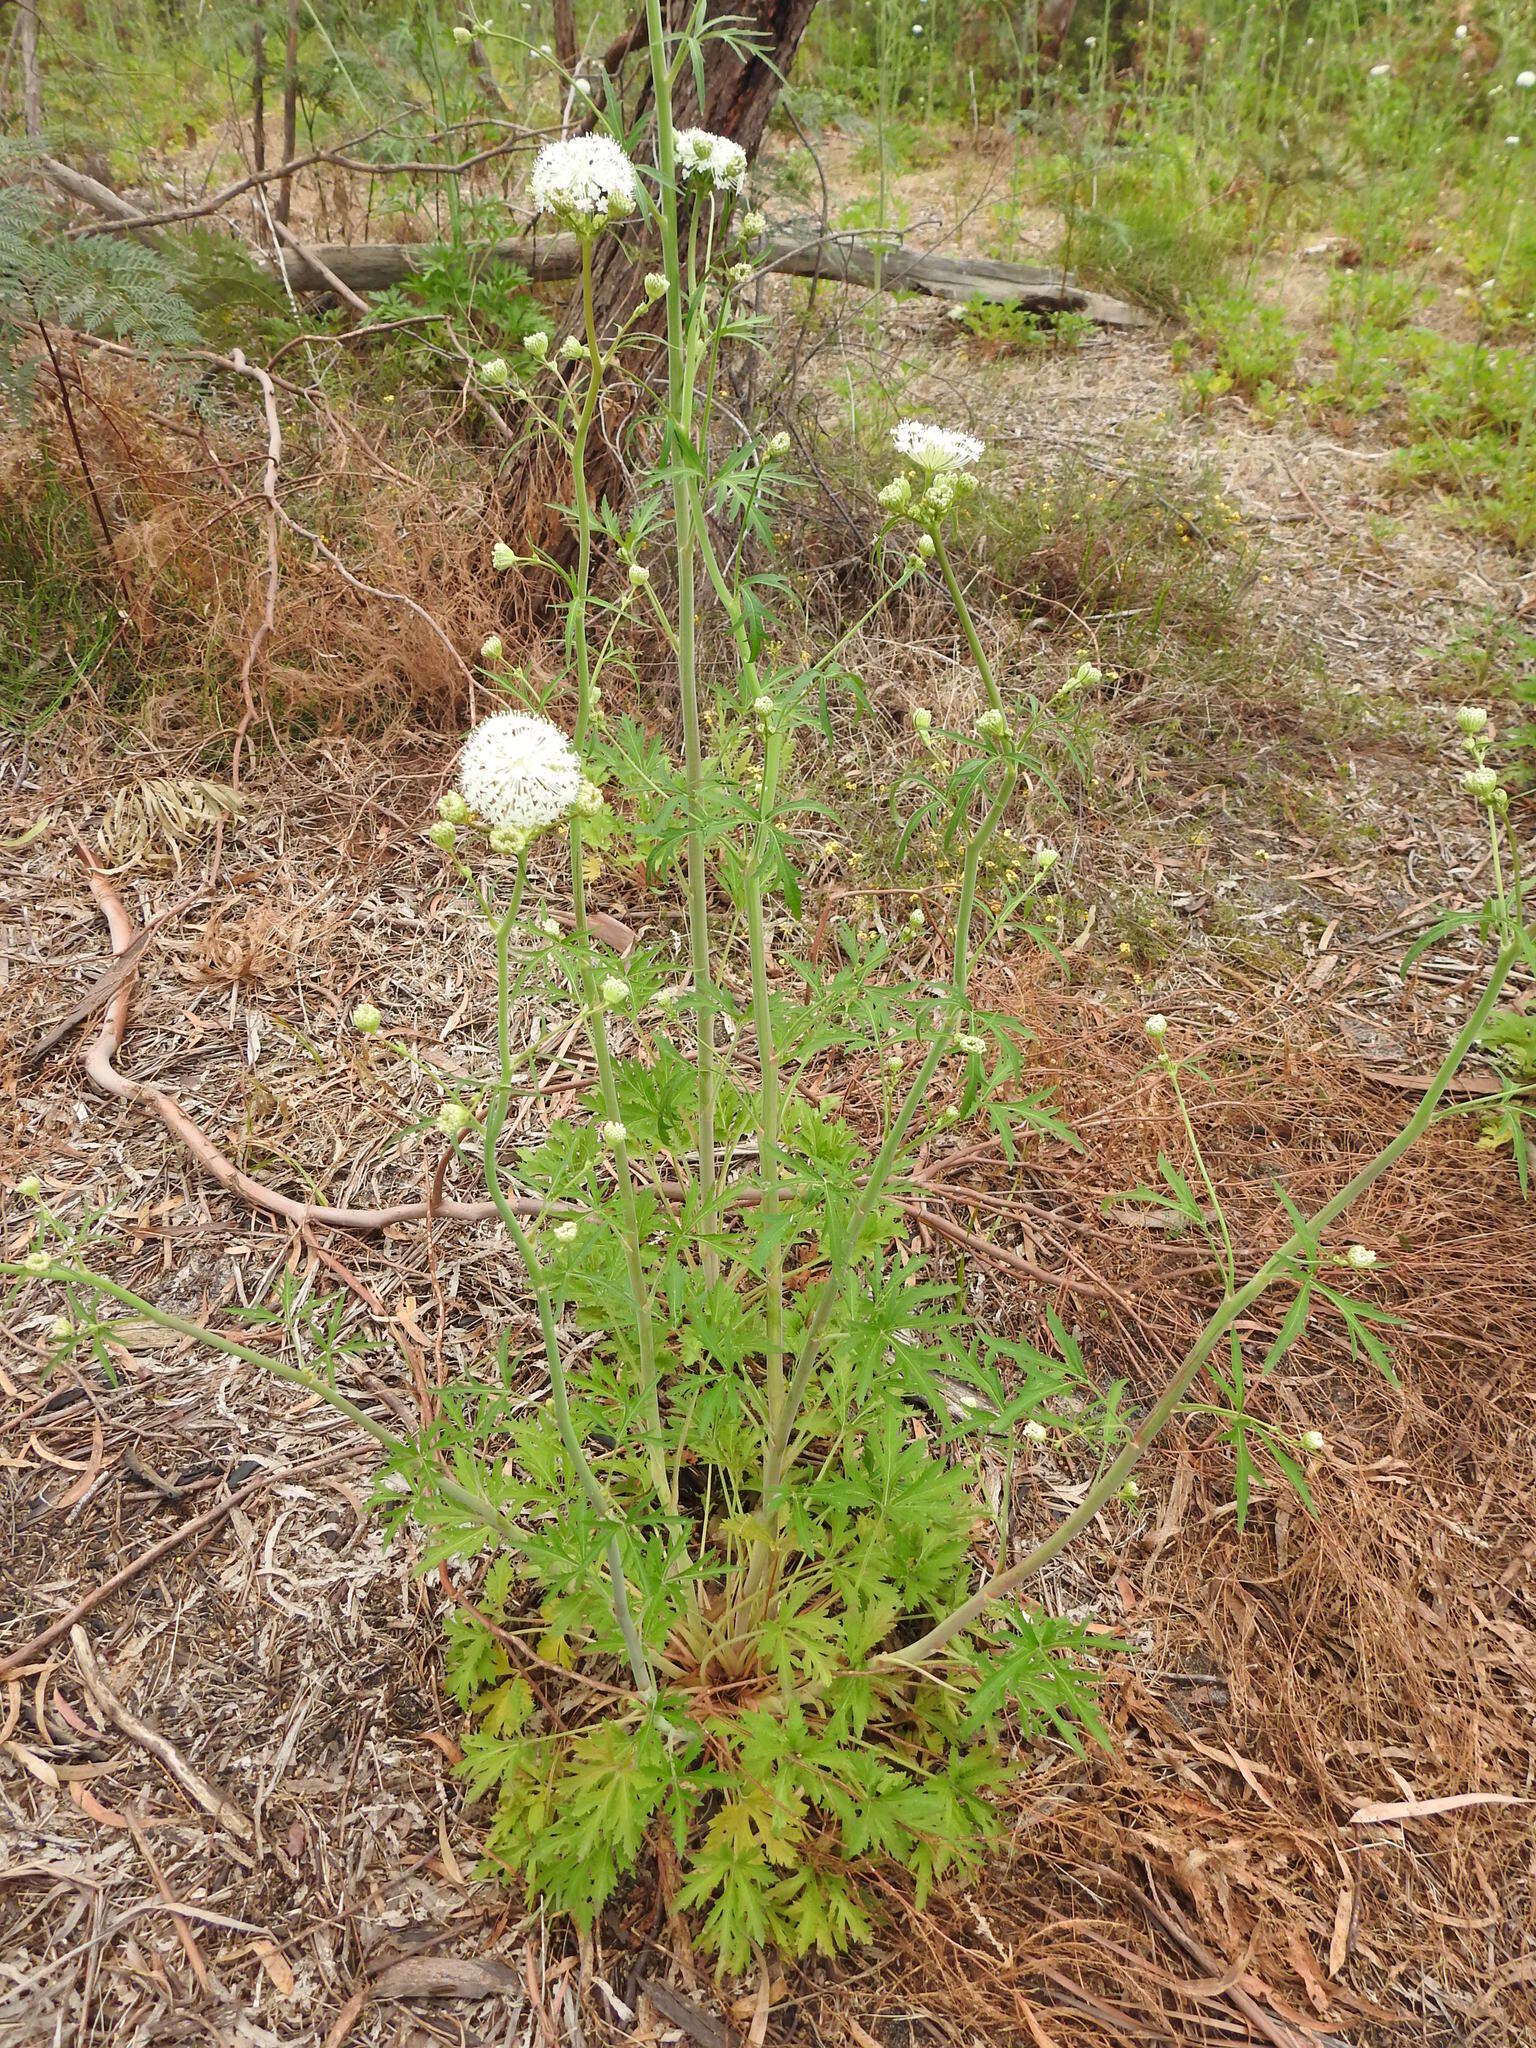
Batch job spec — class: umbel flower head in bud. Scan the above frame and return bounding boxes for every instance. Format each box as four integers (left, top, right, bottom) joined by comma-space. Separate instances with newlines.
492, 541, 517, 571
529, 134, 639, 232
1301, 1428, 1325, 1454
911, 706, 932, 735
1343, 1243, 1377, 1271
674, 127, 749, 196
628, 561, 650, 589
428, 820, 457, 853
1457, 704, 1489, 737
600, 974, 630, 1007
439, 789, 471, 826
525, 330, 549, 362
739, 209, 768, 240
878, 475, 913, 514
480, 356, 510, 389
727, 261, 754, 287
1144, 1013, 1168, 1045
643, 271, 669, 302
351, 1002, 382, 1035
976, 705, 1009, 743
956, 1032, 987, 1056
1463, 764, 1501, 805
559, 333, 585, 363
891, 419, 985, 474
480, 633, 504, 662
601, 1119, 627, 1149
436, 1101, 474, 1138
766, 430, 791, 457
457, 710, 584, 834
752, 694, 774, 722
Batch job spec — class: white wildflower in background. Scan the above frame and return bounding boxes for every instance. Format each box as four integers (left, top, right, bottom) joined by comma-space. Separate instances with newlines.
1118, 1477, 1139, 1503
1506, 133, 1522, 146
1456, 23, 1469, 38
891, 419, 985, 473
49, 1315, 73, 1343
727, 261, 754, 286
1518, 70, 1535, 88
22, 1249, 52, 1275
1023, 1418, 1048, 1444
1343, 1243, 1377, 1271
908, 907, 925, 930
1368, 61, 1390, 77
552, 1220, 579, 1243
457, 710, 583, 833
674, 127, 749, 195
351, 1002, 382, 1035
740, 209, 768, 240
539, 916, 561, 938
1301, 1429, 1325, 1453
1144, 1013, 1168, 1045
530, 134, 639, 231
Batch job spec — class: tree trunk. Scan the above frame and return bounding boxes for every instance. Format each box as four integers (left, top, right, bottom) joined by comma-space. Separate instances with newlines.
586, 0, 822, 335
276, 0, 299, 224
552, 0, 577, 79
251, 9, 266, 175
19, 0, 42, 139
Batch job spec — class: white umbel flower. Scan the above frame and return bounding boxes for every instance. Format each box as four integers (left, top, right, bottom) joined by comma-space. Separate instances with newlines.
529, 134, 639, 230
457, 711, 583, 833
891, 419, 985, 472
675, 127, 749, 195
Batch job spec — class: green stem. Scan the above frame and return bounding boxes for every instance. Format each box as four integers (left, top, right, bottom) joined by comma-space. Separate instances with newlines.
879, 942, 1519, 1673
482, 892, 658, 1699
563, 271, 671, 1507
1167, 1059, 1235, 1292
643, 0, 718, 1278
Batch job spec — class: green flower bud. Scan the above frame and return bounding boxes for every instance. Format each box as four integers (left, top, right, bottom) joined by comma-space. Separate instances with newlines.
1144, 1013, 1168, 1045
351, 1002, 382, 1035
435, 1101, 474, 1138
480, 633, 503, 662
1456, 704, 1488, 737
16, 1174, 41, 1201
628, 561, 650, 589
599, 974, 630, 1007
22, 1248, 53, 1275
480, 356, 510, 389
525, 330, 550, 362
492, 541, 517, 571
912, 707, 932, 735
643, 271, 669, 302
916, 532, 936, 560
428, 821, 457, 852
976, 706, 1009, 744
438, 790, 471, 825
1300, 1429, 1325, 1453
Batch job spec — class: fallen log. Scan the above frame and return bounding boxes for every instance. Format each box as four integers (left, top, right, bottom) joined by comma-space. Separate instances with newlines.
273, 228, 1144, 326
37, 155, 1142, 325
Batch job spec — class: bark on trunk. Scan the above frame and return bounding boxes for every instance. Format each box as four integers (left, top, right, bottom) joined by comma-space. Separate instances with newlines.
586, 0, 822, 334
276, 0, 299, 224
251, 9, 266, 175
552, 0, 578, 79
19, 0, 43, 139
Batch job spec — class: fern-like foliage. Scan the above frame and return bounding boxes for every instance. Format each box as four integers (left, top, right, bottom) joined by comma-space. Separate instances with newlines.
0, 156, 203, 398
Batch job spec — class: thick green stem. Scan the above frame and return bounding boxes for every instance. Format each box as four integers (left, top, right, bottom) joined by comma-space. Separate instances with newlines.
880, 942, 1519, 1673
644, 0, 717, 1277
564, 244, 672, 1510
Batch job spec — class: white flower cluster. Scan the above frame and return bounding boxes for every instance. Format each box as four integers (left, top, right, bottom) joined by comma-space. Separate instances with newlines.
891, 419, 985, 473
457, 710, 583, 833
529, 135, 639, 231
675, 127, 749, 196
